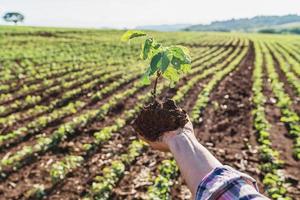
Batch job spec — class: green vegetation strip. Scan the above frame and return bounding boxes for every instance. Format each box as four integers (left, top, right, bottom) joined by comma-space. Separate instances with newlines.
252, 41, 291, 199
0, 69, 141, 146
269, 43, 300, 95
263, 43, 300, 160
0, 80, 145, 175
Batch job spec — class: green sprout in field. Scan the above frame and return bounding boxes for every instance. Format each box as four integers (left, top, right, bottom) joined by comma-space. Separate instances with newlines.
121, 30, 192, 99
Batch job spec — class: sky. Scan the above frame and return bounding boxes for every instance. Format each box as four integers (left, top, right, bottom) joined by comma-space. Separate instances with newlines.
0, 0, 300, 29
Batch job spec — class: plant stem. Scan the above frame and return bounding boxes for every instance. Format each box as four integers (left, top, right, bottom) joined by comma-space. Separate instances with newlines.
152, 71, 161, 100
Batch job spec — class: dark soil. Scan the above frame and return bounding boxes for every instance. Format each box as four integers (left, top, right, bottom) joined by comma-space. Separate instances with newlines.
133, 99, 188, 141
262, 53, 300, 198
194, 41, 265, 191
0, 84, 150, 199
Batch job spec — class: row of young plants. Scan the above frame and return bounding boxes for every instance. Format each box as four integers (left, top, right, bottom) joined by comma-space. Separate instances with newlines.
147, 159, 178, 200
0, 66, 124, 123
0, 43, 208, 107
0, 44, 211, 138
0, 44, 148, 93
0, 30, 213, 84
0, 63, 135, 117
192, 47, 228, 67
287, 41, 300, 52
82, 140, 146, 200
0, 69, 142, 148
0, 42, 204, 97
1, 32, 225, 86
252, 40, 291, 200
24, 82, 167, 199
0, 47, 209, 130
263, 43, 300, 160
276, 44, 300, 76
0, 54, 134, 87
0, 78, 149, 176
0, 30, 228, 87
0, 64, 104, 103
146, 39, 247, 199
0, 56, 138, 100
180, 35, 233, 48
191, 43, 248, 122
188, 46, 235, 76
277, 42, 300, 67
173, 46, 239, 103
0, 59, 116, 97
0, 63, 87, 94
270, 43, 300, 94
0, 38, 139, 83
0, 66, 135, 130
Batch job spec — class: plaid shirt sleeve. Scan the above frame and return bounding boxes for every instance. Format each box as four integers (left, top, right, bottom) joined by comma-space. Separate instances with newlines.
195, 165, 269, 200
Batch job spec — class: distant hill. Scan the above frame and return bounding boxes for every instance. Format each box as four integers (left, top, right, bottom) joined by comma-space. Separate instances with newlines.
257, 22, 300, 35
184, 14, 300, 32
135, 24, 191, 32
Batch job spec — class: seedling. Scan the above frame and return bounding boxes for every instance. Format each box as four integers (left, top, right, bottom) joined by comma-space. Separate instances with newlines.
121, 30, 191, 141
121, 30, 192, 99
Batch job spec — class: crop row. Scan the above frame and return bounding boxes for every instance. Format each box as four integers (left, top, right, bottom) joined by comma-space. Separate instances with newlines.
191, 42, 248, 122
0, 78, 146, 176
275, 43, 300, 76
0, 64, 109, 105
0, 68, 143, 149
269, 43, 300, 96
0, 41, 140, 82
252, 40, 291, 199
0, 44, 224, 133
0, 46, 213, 132
0, 66, 138, 131
263, 43, 300, 160
24, 82, 167, 199
1, 32, 223, 83
173, 46, 240, 103
0, 44, 207, 102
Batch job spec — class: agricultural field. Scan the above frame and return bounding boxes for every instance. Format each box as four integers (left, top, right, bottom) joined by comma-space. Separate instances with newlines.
0, 26, 299, 200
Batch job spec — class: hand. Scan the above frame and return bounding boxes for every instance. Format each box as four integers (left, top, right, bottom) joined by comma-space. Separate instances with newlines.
138, 120, 194, 152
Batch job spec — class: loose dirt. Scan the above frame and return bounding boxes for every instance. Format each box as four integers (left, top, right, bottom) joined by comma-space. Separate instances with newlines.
133, 99, 188, 141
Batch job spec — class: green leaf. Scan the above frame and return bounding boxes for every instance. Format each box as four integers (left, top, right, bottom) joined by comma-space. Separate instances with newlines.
141, 38, 153, 60
181, 64, 191, 73
171, 56, 181, 69
160, 52, 171, 72
150, 52, 163, 75
163, 67, 180, 82
153, 43, 162, 50
169, 46, 192, 64
121, 30, 146, 42
140, 68, 151, 85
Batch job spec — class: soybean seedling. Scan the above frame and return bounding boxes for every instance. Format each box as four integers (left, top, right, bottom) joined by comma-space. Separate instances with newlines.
121, 30, 192, 99
121, 30, 192, 142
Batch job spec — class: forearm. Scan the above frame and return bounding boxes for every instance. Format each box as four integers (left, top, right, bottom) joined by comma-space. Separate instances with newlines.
164, 131, 222, 196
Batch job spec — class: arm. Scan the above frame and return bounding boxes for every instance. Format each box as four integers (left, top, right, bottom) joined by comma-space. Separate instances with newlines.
162, 121, 222, 196
141, 120, 269, 200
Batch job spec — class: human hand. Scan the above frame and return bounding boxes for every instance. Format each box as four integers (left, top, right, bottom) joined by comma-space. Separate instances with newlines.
137, 120, 194, 152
